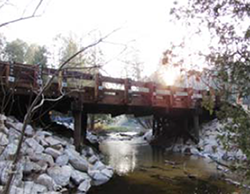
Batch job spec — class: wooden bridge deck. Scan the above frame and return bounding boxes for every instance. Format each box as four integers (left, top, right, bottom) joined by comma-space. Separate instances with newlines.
0, 61, 209, 150
0, 61, 205, 116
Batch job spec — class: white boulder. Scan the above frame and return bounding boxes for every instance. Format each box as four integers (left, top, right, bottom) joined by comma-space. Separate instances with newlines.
29, 153, 54, 167
36, 173, 61, 191
25, 138, 44, 153
55, 154, 69, 166
47, 165, 72, 187
71, 169, 91, 185
88, 170, 110, 186
78, 179, 91, 193
0, 132, 9, 146
45, 147, 62, 159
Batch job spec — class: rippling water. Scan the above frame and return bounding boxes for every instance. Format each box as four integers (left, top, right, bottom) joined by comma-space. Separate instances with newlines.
89, 132, 240, 194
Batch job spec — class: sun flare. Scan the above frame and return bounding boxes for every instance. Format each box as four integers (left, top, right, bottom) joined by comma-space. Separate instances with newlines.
162, 67, 179, 86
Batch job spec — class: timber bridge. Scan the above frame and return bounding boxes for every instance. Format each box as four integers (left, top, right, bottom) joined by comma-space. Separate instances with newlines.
0, 61, 212, 150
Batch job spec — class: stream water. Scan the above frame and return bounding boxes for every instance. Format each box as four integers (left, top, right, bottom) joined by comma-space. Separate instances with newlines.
89, 132, 240, 194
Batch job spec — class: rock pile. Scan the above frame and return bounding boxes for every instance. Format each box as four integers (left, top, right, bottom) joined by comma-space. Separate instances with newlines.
0, 114, 113, 194
143, 119, 246, 162
166, 119, 246, 161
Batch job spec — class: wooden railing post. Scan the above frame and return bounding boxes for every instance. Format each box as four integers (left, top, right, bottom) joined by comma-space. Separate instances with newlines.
58, 69, 67, 92
124, 78, 131, 104
95, 73, 103, 102
148, 82, 155, 106
5, 63, 10, 87
170, 86, 175, 108
187, 88, 193, 108
8, 62, 15, 89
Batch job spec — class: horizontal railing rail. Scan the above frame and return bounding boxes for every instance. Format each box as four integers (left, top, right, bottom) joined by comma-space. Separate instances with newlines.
0, 61, 206, 109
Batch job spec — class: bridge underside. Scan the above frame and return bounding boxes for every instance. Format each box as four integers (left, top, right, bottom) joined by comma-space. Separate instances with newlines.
0, 93, 204, 151
0, 61, 216, 151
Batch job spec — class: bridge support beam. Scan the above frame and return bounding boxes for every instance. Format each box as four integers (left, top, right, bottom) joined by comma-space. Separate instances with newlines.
193, 114, 199, 142
72, 102, 87, 152
152, 115, 169, 139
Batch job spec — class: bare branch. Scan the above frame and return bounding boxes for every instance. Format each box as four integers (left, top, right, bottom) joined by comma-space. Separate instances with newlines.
3, 28, 119, 194
0, 0, 44, 28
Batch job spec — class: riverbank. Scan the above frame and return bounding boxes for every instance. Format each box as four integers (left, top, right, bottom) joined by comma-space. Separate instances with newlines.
142, 119, 246, 162
0, 114, 113, 194
89, 130, 239, 194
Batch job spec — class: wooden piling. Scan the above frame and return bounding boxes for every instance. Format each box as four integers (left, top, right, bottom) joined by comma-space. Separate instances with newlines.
72, 101, 88, 152
193, 114, 199, 142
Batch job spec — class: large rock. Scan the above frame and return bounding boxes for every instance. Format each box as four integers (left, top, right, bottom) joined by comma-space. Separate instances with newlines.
88, 169, 112, 186
35, 135, 49, 147
0, 132, 9, 146
22, 181, 47, 193
55, 154, 69, 166
0, 114, 6, 129
14, 122, 34, 137
78, 179, 91, 193
71, 169, 91, 185
47, 165, 72, 187
101, 167, 113, 178
0, 161, 23, 186
36, 174, 61, 191
25, 138, 44, 153
37, 160, 49, 172
86, 147, 95, 157
45, 147, 62, 159
92, 161, 106, 171
8, 128, 20, 143
36, 130, 52, 138
88, 155, 98, 164
45, 136, 63, 146
2, 143, 18, 160
69, 157, 89, 172
29, 153, 54, 167
64, 148, 80, 159
22, 161, 42, 174
9, 186, 25, 194
65, 148, 89, 172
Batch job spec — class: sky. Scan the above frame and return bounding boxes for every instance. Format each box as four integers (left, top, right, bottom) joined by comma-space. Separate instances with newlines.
0, 0, 197, 78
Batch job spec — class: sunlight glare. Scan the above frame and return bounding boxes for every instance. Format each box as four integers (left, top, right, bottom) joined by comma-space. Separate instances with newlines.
162, 67, 179, 86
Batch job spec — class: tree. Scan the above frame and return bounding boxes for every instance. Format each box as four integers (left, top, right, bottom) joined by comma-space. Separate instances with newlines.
53, 34, 86, 68
170, 0, 250, 177
4, 39, 28, 63
120, 49, 144, 81
0, 33, 6, 60
3, 39, 48, 66
25, 44, 48, 67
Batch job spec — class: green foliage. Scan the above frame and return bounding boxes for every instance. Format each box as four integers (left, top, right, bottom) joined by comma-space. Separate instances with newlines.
217, 103, 250, 160
53, 33, 104, 73
4, 39, 28, 63
2, 37, 48, 67
202, 94, 215, 115
0, 34, 6, 60
25, 44, 48, 67
169, 0, 250, 177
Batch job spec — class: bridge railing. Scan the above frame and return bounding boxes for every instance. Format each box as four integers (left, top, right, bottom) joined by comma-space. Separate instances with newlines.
0, 61, 205, 109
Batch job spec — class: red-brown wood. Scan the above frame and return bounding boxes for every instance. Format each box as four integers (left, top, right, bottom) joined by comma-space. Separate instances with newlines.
0, 61, 206, 110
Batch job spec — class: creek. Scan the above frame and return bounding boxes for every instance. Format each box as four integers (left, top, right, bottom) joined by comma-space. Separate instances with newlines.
89, 132, 240, 194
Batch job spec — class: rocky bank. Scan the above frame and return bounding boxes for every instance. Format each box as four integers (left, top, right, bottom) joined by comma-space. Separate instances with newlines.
0, 114, 113, 194
143, 119, 246, 162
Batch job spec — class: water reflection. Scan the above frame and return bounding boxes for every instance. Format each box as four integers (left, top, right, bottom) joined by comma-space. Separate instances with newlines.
100, 133, 217, 176
97, 132, 238, 194
100, 139, 138, 175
